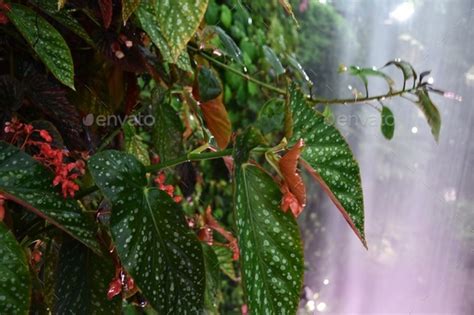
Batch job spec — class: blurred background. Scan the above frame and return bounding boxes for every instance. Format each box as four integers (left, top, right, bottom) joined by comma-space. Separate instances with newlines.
295, 0, 474, 314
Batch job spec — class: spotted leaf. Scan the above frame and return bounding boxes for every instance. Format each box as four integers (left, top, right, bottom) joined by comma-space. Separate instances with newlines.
122, 0, 141, 24
136, 2, 194, 71
0, 142, 101, 253
234, 164, 304, 315
155, 0, 208, 62
54, 240, 121, 315
89, 150, 205, 314
0, 222, 31, 315
35, 0, 94, 46
7, 4, 75, 89
287, 85, 366, 247
152, 98, 184, 162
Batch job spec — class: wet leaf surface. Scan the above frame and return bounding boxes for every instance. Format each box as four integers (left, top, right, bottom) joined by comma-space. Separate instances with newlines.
89, 150, 205, 314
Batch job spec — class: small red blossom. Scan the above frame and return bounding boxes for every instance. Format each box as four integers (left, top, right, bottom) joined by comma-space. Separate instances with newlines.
154, 171, 183, 203
39, 130, 52, 142
107, 268, 137, 300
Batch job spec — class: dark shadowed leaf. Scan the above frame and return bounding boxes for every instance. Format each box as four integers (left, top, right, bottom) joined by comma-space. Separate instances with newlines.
234, 164, 304, 315
0, 222, 31, 315
54, 240, 121, 315
7, 4, 75, 89
89, 151, 205, 314
195, 67, 222, 102
0, 142, 101, 253
35, 0, 94, 46
98, 0, 113, 28
380, 106, 395, 140
203, 245, 221, 314
286, 85, 366, 247
415, 88, 441, 141
263, 45, 285, 76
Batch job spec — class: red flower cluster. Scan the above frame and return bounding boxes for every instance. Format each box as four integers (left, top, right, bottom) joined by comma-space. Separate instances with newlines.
154, 171, 183, 203
4, 118, 86, 198
0, 1, 10, 25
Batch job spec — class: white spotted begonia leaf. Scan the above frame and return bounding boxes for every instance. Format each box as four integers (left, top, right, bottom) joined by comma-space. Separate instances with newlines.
0, 222, 31, 315
122, 0, 141, 24
0, 142, 101, 253
234, 163, 304, 315
287, 85, 366, 247
54, 240, 121, 315
7, 4, 75, 89
89, 150, 205, 314
137, 0, 208, 64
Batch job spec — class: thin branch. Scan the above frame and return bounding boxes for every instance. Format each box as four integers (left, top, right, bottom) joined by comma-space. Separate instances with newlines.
190, 45, 419, 105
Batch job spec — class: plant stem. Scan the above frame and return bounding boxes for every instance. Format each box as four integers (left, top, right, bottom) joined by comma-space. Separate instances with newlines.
145, 148, 233, 173
188, 46, 286, 95
190, 45, 418, 105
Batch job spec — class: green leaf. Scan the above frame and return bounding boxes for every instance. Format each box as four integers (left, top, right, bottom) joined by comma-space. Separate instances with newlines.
384, 59, 417, 89
136, 2, 194, 71
233, 127, 265, 166
286, 85, 366, 247
263, 45, 285, 76
234, 164, 304, 314
415, 88, 441, 141
123, 121, 150, 166
89, 151, 205, 314
137, 0, 208, 62
153, 98, 184, 162
348, 65, 394, 97
256, 99, 285, 134
0, 222, 31, 315
7, 4, 75, 89
213, 246, 237, 281
0, 142, 101, 253
202, 25, 243, 64
196, 66, 222, 102
35, 0, 94, 47
381, 105, 395, 140
122, 0, 141, 24
54, 240, 121, 315
203, 245, 221, 314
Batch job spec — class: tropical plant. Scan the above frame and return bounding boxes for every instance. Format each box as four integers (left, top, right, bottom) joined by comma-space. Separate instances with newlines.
0, 0, 449, 314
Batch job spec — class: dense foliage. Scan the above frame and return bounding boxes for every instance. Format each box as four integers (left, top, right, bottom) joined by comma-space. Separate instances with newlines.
0, 0, 448, 314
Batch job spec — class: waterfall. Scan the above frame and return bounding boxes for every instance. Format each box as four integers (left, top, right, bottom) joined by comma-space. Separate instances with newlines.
299, 0, 474, 313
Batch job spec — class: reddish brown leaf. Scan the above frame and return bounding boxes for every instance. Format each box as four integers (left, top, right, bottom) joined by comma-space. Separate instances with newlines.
200, 95, 232, 149
279, 139, 306, 217
98, 0, 113, 29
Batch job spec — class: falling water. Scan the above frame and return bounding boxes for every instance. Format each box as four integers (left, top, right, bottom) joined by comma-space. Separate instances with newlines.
299, 0, 473, 314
